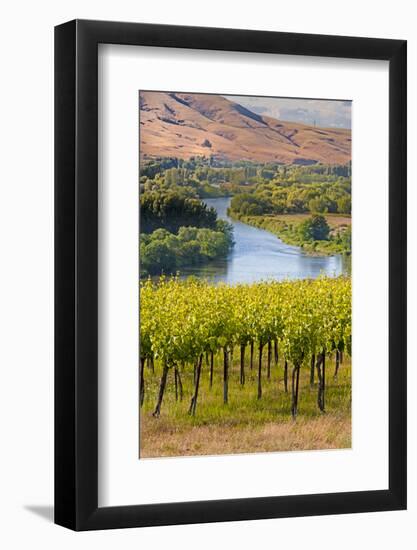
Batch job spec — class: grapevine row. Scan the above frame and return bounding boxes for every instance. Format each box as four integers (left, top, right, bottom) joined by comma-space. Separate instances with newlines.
140, 276, 351, 418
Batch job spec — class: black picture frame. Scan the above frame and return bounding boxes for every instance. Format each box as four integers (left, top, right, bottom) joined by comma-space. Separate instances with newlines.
55, 19, 407, 531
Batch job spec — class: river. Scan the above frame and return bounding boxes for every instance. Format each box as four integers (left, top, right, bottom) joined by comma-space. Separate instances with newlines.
179, 197, 349, 284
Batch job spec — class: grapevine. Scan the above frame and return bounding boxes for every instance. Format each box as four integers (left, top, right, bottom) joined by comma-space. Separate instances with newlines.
140, 276, 351, 418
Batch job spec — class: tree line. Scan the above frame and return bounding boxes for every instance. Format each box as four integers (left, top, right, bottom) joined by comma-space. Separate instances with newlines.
140, 156, 352, 205
140, 190, 234, 277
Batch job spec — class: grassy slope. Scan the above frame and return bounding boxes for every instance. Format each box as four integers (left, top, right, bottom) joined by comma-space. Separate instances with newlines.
140, 352, 351, 458
232, 212, 351, 256
140, 92, 351, 164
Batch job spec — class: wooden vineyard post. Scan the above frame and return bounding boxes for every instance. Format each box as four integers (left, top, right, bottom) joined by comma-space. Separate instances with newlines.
139, 357, 145, 407
223, 347, 229, 404
240, 343, 245, 385
257, 343, 263, 399
153, 361, 169, 417
189, 354, 203, 416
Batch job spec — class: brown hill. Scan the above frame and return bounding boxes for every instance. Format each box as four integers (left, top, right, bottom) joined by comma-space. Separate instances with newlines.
139, 91, 351, 165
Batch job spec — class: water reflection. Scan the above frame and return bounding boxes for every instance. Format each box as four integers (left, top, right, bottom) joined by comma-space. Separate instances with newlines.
178, 197, 350, 284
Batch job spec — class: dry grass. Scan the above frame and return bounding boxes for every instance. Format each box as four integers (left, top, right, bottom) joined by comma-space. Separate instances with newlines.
140, 91, 351, 164
140, 414, 351, 458
259, 213, 351, 229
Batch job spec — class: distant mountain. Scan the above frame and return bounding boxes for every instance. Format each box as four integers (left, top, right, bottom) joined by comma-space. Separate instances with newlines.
139, 92, 351, 165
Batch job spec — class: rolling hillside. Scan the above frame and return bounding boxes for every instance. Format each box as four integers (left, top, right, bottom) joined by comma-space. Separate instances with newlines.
139, 91, 351, 165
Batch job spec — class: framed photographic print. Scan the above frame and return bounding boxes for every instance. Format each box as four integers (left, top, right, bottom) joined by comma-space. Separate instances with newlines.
55, 20, 407, 530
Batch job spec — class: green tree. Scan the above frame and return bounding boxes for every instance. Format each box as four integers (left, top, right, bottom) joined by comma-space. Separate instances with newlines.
337, 196, 351, 214
140, 191, 217, 234
309, 197, 328, 213
298, 215, 330, 241
140, 240, 177, 275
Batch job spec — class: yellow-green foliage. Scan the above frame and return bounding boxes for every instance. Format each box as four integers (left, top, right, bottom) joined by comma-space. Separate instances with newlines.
140, 276, 351, 369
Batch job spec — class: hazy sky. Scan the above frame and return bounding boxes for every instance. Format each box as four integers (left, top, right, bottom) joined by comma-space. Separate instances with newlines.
225, 95, 351, 129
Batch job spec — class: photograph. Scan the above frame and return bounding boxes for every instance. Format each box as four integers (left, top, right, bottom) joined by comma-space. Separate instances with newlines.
0, 3, 409, 542
139, 90, 352, 458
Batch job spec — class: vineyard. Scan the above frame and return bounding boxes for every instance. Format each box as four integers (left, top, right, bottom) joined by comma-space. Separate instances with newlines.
140, 276, 351, 425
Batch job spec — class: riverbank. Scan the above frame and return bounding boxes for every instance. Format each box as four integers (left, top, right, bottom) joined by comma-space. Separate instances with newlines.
229, 212, 351, 256
185, 197, 350, 283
